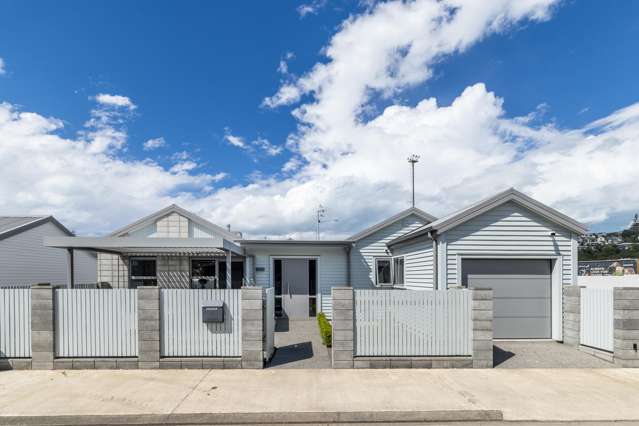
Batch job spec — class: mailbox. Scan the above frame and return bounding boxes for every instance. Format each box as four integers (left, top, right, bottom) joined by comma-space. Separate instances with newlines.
202, 300, 224, 323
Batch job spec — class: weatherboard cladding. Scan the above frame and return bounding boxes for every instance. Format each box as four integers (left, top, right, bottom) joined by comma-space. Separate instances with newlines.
350, 213, 428, 289
0, 220, 96, 286
245, 244, 348, 319
442, 201, 576, 287
390, 237, 434, 290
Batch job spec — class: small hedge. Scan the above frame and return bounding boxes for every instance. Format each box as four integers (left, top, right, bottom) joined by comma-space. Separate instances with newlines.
317, 312, 332, 347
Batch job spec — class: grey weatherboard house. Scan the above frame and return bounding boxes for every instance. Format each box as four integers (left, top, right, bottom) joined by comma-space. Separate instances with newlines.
0, 216, 96, 287
44, 187, 586, 341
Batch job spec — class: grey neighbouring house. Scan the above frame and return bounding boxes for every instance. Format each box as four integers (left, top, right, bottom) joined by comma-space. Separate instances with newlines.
44, 187, 586, 341
0, 216, 96, 287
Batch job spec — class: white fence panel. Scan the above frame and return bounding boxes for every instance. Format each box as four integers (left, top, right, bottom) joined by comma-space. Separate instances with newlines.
55, 289, 138, 357
264, 288, 275, 361
354, 289, 472, 357
0, 289, 31, 358
580, 288, 614, 352
160, 289, 241, 357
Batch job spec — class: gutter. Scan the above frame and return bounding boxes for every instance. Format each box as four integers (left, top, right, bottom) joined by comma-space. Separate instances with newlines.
429, 230, 438, 290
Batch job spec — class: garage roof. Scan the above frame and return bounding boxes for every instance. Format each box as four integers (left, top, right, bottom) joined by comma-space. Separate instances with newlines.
387, 188, 588, 247
0, 216, 73, 241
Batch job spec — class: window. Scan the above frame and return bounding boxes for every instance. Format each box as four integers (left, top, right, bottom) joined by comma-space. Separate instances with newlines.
130, 258, 157, 287
191, 258, 215, 289
375, 258, 392, 286
309, 259, 317, 317
393, 256, 405, 286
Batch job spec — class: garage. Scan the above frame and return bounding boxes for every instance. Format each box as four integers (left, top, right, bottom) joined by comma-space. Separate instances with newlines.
463, 258, 552, 339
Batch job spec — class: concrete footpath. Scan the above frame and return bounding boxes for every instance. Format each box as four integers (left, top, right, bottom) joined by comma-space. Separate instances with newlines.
0, 369, 639, 424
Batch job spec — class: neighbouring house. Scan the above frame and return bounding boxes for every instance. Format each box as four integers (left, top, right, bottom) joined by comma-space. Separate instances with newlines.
44, 188, 586, 341
0, 216, 96, 287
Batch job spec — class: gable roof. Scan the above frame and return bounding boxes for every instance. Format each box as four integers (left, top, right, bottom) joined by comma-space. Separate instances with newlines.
387, 188, 588, 247
347, 207, 437, 242
0, 216, 73, 241
109, 204, 239, 240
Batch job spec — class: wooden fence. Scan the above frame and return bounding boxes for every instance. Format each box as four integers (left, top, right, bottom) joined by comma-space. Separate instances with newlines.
580, 287, 614, 352
0, 288, 31, 358
55, 289, 138, 357
354, 289, 472, 357
160, 289, 242, 357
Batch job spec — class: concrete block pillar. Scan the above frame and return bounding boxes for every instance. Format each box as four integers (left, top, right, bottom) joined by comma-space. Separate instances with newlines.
332, 287, 354, 368
31, 285, 55, 370
614, 287, 639, 368
471, 288, 493, 369
138, 287, 160, 369
241, 287, 264, 369
563, 285, 581, 346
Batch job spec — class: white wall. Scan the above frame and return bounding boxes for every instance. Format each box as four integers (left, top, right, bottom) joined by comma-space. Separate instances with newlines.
578, 275, 639, 288
390, 236, 434, 290
350, 213, 428, 289
441, 201, 577, 288
0, 221, 96, 286
244, 244, 348, 319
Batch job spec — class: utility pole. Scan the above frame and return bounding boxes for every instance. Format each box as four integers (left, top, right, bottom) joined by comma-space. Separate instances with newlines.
407, 154, 420, 207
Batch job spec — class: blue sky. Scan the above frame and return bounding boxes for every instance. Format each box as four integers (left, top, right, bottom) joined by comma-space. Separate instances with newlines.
0, 0, 638, 236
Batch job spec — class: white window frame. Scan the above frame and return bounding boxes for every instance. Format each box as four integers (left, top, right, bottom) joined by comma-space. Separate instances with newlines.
374, 257, 393, 287
392, 255, 405, 287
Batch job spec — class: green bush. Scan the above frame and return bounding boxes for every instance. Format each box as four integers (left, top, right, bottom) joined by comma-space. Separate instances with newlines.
317, 312, 332, 347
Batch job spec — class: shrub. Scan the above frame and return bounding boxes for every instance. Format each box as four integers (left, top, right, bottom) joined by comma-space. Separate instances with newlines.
317, 312, 332, 347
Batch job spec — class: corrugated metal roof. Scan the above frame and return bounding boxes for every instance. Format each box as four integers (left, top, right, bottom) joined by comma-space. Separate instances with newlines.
0, 216, 47, 235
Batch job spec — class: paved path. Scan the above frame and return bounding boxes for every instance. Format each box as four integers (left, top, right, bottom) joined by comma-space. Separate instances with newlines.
267, 318, 331, 368
1, 369, 639, 423
494, 341, 615, 368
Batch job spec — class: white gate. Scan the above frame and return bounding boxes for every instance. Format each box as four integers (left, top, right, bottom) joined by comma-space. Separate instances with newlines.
263, 288, 275, 360
0, 289, 31, 358
580, 288, 614, 352
55, 289, 138, 357
160, 289, 241, 357
354, 289, 472, 357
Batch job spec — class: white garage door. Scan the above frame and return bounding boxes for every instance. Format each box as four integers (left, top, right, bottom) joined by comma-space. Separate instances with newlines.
463, 259, 552, 339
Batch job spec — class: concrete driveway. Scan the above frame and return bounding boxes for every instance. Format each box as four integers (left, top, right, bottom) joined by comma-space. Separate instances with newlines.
493, 341, 615, 368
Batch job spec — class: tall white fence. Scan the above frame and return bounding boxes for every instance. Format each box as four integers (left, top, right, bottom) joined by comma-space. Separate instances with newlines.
0, 289, 31, 358
264, 288, 275, 361
354, 289, 472, 357
160, 289, 241, 357
580, 288, 614, 352
55, 289, 138, 357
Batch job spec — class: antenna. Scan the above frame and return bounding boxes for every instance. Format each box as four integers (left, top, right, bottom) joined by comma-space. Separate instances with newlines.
407, 154, 420, 207
316, 204, 338, 240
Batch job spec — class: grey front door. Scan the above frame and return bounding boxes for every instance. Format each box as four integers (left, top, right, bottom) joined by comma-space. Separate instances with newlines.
282, 259, 309, 319
464, 259, 552, 339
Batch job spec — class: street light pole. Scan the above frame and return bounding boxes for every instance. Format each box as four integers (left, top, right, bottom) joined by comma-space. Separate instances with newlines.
407, 154, 420, 207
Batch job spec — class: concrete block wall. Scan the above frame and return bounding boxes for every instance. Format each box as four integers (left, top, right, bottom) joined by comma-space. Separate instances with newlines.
156, 213, 189, 238
472, 288, 493, 368
97, 253, 128, 288
31, 286, 55, 370
563, 285, 581, 346
332, 287, 354, 369
241, 287, 264, 369
138, 287, 160, 369
614, 287, 639, 367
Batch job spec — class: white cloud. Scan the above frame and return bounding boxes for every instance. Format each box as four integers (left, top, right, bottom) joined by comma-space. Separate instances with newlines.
94, 94, 136, 110
143, 137, 166, 151
297, 0, 327, 17
225, 130, 283, 157
0, 57, 5, 75
224, 132, 247, 149
3, 0, 639, 240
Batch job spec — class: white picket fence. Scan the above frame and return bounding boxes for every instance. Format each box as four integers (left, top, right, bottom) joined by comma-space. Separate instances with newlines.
354, 289, 473, 357
580, 288, 614, 352
0, 289, 31, 358
55, 289, 138, 357
264, 288, 275, 360
160, 289, 242, 357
